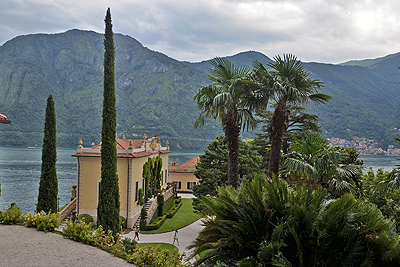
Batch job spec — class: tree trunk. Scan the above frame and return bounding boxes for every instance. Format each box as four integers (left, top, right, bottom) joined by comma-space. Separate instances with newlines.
268, 102, 290, 178
224, 108, 240, 188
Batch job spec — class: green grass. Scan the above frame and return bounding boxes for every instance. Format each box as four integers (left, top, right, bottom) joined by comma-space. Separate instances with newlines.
142, 198, 201, 234
137, 242, 178, 252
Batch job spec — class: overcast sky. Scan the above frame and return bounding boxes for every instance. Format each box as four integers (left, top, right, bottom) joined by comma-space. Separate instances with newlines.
1, 0, 399, 64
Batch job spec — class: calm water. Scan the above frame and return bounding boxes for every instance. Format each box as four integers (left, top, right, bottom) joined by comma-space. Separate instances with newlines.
0, 146, 396, 213
0, 147, 204, 213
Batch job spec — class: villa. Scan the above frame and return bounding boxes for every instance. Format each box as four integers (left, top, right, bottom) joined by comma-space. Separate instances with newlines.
72, 135, 171, 228
169, 156, 200, 192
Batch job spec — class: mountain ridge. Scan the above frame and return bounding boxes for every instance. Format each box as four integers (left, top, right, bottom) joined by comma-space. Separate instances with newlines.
0, 29, 399, 149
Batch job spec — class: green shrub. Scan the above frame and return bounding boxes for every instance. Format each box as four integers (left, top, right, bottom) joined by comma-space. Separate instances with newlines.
63, 219, 95, 244
163, 195, 175, 214
0, 206, 25, 225
145, 215, 167, 230
26, 211, 60, 232
166, 202, 182, 218
157, 194, 164, 216
37, 212, 60, 232
78, 213, 93, 224
122, 238, 137, 254
126, 244, 190, 267
25, 211, 60, 232
175, 196, 182, 205
137, 188, 144, 205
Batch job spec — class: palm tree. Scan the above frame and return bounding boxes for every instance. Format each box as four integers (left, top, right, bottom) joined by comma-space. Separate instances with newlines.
193, 57, 257, 188
283, 132, 362, 196
190, 175, 400, 266
252, 54, 331, 178
381, 138, 400, 191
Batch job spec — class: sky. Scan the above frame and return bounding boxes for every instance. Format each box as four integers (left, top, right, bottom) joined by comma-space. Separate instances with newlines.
1, 0, 400, 64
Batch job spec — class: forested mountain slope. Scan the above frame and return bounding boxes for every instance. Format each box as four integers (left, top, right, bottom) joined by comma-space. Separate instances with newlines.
0, 29, 399, 148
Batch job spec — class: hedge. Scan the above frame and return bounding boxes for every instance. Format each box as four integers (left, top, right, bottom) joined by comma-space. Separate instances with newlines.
145, 214, 167, 230
78, 214, 94, 224
166, 202, 182, 218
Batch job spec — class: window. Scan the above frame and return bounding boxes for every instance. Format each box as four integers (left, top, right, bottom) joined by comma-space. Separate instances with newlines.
135, 181, 139, 202
173, 181, 181, 189
165, 170, 168, 183
187, 182, 196, 190
161, 171, 163, 186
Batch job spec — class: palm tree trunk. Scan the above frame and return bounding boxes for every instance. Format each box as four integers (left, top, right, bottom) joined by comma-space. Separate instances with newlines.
268, 103, 290, 178
225, 108, 240, 188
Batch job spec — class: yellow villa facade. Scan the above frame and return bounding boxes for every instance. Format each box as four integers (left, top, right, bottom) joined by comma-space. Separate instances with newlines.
72, 135, 170, 228
169, 156, 200, 192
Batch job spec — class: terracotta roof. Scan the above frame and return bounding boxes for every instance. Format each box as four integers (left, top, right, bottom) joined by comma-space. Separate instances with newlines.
71, 137, 171, 158
91, 138, 144, 150
72, 151, 163, 158
169, 156, 200, 173
179, 156, 200, 167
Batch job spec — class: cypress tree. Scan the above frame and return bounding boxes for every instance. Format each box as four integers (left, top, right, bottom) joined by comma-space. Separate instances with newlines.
37, 94, 58, 213
97, 8, 120, 235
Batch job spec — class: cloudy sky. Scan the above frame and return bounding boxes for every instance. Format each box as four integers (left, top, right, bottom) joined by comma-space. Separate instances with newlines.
1, 0, 399, 63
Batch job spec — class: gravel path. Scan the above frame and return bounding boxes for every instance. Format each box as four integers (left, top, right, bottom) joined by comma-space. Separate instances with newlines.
0, 224, 133, 267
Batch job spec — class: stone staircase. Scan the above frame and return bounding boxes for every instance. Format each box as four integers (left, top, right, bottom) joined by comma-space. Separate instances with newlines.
133, 198, 153, 229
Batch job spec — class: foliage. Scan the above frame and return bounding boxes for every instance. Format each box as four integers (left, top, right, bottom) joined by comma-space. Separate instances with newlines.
37, 94, 58, 213
126, 244, 191, 267
1, 31, 400, 149
157, 194, 164, 216
78, 213, 94, 224
192, 135, 264, 211
145, 215, 167, 230
140, 207, 147, 230
25, 211, 60, 232
191, 175, 400, 266
122, 237, 137, 254
193, 57, 258, 188
137, 188, 144, 205
97, 8, 120, 236
256, 105, 321, 153
282, 132, 363, 197
251, 55, 331, 178
166, 201, 182, 218
361, 168, 400, 232
143, 156, 163, 198
0, 205, 25, 225
142, 198, 200, 234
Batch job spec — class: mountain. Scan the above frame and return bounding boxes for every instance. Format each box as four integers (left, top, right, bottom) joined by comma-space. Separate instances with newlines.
0, 29, 399, 149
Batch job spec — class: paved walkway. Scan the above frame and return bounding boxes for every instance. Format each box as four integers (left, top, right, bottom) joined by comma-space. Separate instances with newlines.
122, 219, 204, 262
0, 193, 204, 266
122, 193, 204, 262
0, 224, 132, 267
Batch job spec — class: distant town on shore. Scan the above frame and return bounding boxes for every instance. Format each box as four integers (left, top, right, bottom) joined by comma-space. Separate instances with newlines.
328, 137, 400, 156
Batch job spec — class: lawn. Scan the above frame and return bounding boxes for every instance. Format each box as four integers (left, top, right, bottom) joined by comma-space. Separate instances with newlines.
137, 242, 178, 252
142, 198, 202, 234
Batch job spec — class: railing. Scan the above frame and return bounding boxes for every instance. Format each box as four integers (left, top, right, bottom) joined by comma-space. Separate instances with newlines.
169, 165, 196, 172
59, 198, 77, 221
145, 186, 174, 224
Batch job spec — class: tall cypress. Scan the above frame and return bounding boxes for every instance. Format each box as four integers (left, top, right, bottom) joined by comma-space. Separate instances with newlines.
37, 94, 58, 213
97, 8, 120, 234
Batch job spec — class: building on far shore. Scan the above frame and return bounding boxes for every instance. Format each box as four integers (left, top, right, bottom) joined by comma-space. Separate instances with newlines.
72, 135, 170, 228
0, 114, 11, 124
169, 156, 200, 193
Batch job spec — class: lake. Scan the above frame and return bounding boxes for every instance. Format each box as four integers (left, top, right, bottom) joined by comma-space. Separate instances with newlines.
0, 146, 397, 213
0, 147, 204, 213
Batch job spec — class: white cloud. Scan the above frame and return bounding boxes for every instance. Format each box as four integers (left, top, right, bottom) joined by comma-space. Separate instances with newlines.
1, 0, 400, 63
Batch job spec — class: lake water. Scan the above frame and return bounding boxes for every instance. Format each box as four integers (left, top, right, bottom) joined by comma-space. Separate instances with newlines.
0, 146, 397, 213
0, 147, 204, 213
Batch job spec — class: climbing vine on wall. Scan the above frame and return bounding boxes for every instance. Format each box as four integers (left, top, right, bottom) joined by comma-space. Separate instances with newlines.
142, 156, 163, 199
